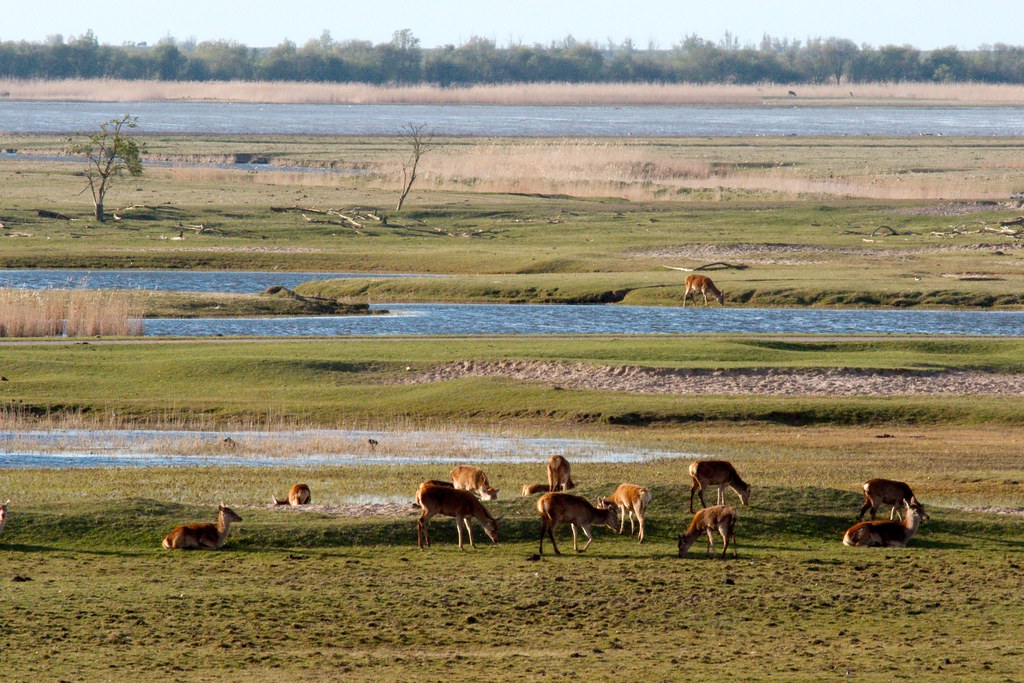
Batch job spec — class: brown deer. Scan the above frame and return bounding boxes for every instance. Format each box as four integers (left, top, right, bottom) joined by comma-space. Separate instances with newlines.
682, 274, 725, 307
450, 465, 499, 500
162, 504, 243, 550
677, 505, 738, 559
599, 484, 652, 543
843, 501, 929, 547
0, 499, 9, 536
416, 481, 499, 550
858, 479, 925, 521
689, 460, 751, 513
521, 483, 550, 496
546, 454, 576, 492
273, 483, 311, 506
537, 492, 618, 555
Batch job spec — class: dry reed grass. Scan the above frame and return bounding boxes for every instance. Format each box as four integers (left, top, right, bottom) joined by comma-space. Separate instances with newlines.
0, 288, 143, 337
4, 78, 1024, 105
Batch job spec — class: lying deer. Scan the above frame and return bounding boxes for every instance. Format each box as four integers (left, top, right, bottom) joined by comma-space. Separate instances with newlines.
416, 481, 499, 550
162, 504, 243, 550
600, 484, 652, 543
682, 274, 725, 307
450, 465, 499, 500
0, 499, 9, 536
273, 483, 311, 506
546, 454, 576, 492
678, 505, 737, 559
521, 483, 550, 496
689, 460, 751, 513
858, 478, 925, 521
843, 501, 929, 547
537, 492, 618, 555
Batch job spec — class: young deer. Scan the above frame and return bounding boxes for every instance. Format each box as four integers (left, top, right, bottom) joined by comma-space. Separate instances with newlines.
858, 479, 925, 521
677, 505, 738, 559
682, 274, 725, 307
689, 460, 751, 513
537, 492, 618, 555
600, 484, 652, 543
546, 454, 576, 492
450, 465, 500, 500
416, 481, 499, 550
162, 504, 243, 550
0, 499, 9, 536
843, 501, 929, 547
273, 483, 311, 506
521, 483, 550, 496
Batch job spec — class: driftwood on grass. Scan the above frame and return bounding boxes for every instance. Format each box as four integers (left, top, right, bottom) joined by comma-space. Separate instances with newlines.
999, 216, 1024, 227
36, 209, 71, 220
662, 262, 748, 272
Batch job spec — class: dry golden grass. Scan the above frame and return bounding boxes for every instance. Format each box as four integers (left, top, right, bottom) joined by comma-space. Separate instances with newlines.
0, 289, 143, 337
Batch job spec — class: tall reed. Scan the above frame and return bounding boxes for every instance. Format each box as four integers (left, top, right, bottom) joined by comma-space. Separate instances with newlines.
0, 289, 143, 337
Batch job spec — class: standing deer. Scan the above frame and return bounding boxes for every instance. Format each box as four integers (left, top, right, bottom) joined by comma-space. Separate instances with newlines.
858, 479, 925, 521
273, 483, 311, 506
450, 465, 499, 500
162, 504, 243, 550
537, 492, 618, 555
546, 454, 576, 492
416, 481, 498, 550
843, 501, 929, 547
677, 505, 738, 559
682, 274, 725, 307
689, 460, 751, 513
599, 484, 652, 543
0, 499, 9, 536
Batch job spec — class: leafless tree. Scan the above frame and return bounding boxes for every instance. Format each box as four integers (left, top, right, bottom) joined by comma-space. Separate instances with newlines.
396, 123, 433, 211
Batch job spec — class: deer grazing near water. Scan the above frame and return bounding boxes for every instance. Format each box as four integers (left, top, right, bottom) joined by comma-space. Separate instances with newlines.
0, 499, 9, 536
273, 483, 311, 506
682, 274, 725, 307
857, 478, 925, 521
546, 454, 576, 492
416, 481, 499, 550
678, 505, 738, 559
689, 460, 751, 513
537, 492, 618, 555
450, 465, 500, 500
843, 501, 929, 547
599, 484, 652, 543
162, 504, 243, 550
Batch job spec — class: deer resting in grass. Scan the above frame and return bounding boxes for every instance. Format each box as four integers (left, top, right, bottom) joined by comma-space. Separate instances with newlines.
537, 492, 618, 555
858, 478, 925, 521
689, 460, 751, 513
416, 481, 498, 550
273, 483, 311, 506
546, 454, 576, 492
682, 274, 725, 307
450, 465, 499, 500
599, 484, 652, 543
843, 501, 929, 547
677, 505, 737, 559
162, 504, 243, 550
522, 483, 550, 496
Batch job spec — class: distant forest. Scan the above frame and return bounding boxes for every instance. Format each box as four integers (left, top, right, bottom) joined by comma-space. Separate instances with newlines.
2, 29, 1024, 85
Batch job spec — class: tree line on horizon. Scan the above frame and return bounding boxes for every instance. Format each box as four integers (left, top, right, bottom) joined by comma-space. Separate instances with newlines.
2, 29, 1023, 85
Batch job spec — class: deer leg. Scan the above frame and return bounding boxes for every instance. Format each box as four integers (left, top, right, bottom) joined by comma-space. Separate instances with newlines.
637, 511, 646, 543
548, 521, 561, 555
628, 509, 636, 536
705, 529, 715, 556
463, 517, 476, 548
570, 523, 580, 552
578, 524, 594, 552
539, 520, 547, 554
857, 497, 873, 521
617, 507, 626, 535
719, 527, 729, 560
454, 516, 465, 550
690, 478, 704, 513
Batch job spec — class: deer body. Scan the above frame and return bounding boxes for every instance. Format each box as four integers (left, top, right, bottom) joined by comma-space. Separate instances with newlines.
537, 492, 618, 555
450, 465, 499, 500
546, 455, 576, 492
678, 505, 737, 559
522, 483, 550, 496
844, 502, 928, 547
600, 484, 652, 543
0, 499, 9, 536
683, 274, 725, 307
416, 482, 498, 550
858, 479, 924, 521
689, 460, 751, 513
273, 483, 311, 506
162, 505, 242, 550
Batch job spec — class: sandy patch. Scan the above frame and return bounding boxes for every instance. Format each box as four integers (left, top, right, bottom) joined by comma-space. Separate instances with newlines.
635, 242, 1012, 264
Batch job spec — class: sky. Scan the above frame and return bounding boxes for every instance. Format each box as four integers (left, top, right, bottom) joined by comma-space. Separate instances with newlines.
2, 0, 1021, 51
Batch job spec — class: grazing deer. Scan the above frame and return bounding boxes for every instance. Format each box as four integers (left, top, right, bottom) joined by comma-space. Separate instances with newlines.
162, 504, 243, 550
273, 483, 311, 506
546, 454, 576, 492
450, 465, 499, 500
843, 501, 929, 547
858, 478, 925, 521
599, 484, 652, 543
521, 483, 550, 496
537, 492, 618, 555
0, 499, 9, 536
678, 505, 738, 559
689, 459, 751, 513
682, 274, 725, 307
416, 481, 498, 550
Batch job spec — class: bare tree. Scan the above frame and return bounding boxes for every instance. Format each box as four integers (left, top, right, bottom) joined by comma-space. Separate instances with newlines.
68, 114, 144, 221
396, 123, 433, 211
